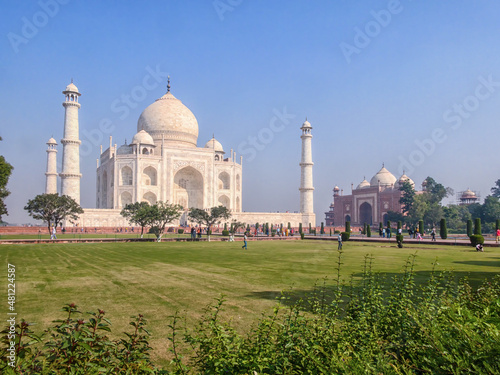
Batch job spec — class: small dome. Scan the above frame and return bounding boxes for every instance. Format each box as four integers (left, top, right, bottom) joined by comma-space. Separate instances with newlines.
356, 179, 370, 189
132, 130, 154, 145
47, 137, 57, 145
370, 166, 397, 187
462, 189, 476, 198
394, 174, 415, 189
205, 137, 224, 153
63, 82, 80, 94
301, 119, 312, 129
333, 185, 340, 192
137, 91, 198, 147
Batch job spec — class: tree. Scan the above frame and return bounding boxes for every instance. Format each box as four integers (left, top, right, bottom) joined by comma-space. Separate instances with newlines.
399, 180, 415, 214
345, 221, 351, 233
298, 223, 303, 234
418, 220, 424, 236
491, 179, 500, 198
466, 219, 473, 237
148, 201, 183, 242
440, 218, 447, 239
0, 136, 14, 221
367, 225, 371, 237
188, 205, 231, 241
24, 194, 84, 234
386, 211, 405, 225
424, 177, 453, 204
443, 205, 471, 232
230, 220, 245, 234
482, 196, 500, 224
120, 201, 152, 238
474, 218, 482, 235
320, 222, 325, 234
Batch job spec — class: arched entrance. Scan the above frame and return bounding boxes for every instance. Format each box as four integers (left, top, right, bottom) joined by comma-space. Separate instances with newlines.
359, 202, 373, 225
174, 166, 204, 209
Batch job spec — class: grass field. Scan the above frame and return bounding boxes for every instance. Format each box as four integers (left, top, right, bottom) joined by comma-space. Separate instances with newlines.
1, 239, 499, 367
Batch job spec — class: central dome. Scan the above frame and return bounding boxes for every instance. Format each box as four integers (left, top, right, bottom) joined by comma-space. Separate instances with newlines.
137, 91, 199, 147
370, 166, 397, 187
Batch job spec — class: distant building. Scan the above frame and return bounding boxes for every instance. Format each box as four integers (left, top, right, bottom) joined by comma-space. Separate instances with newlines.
326, 165, 420, 226
458, 189, 480, 205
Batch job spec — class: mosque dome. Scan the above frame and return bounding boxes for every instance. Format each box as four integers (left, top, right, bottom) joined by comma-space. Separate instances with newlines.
63, 82, 80, 94
356, 178, 370, 189
301, 119, 312, 129
461, 189, 476, 198
137, 90, 199, 147
132, 130, 154, 145
205, 137, 224, 153
394, 173, 415, 189
333, 185, 340, 192
370, 166, 397, 187
47, 137, 57, 145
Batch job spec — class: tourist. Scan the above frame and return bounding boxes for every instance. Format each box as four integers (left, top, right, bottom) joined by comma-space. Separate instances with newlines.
382, 228, 386, 238
476, 243, 484, 252
416, 229, 422, 241
379, 227, 383, 237
338, 232, 343, 250
51, 226, 57, 240
197, 227, 202, 239
190, 226, 196, 240
386, 226, 391, 239
242, 232, 248, 249
496, 228, 500, 243
431, 228, 436, 241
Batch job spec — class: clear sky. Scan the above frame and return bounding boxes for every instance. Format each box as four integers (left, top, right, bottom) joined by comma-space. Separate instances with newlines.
1, 0, 500, 225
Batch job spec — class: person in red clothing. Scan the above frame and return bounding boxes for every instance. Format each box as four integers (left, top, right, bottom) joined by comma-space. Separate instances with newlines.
496, 228, 500, 243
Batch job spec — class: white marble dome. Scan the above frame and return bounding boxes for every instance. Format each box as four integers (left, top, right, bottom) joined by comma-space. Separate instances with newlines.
63, 82, 79, 93
462, 189, 476, 198
394, 173, 415, 189
356, 178, 370, 189
205, 137, 224, 153
132, 130, 154, 145
47, 137, 57, 145
370, 166, 397, 187
137, 91, 199, 147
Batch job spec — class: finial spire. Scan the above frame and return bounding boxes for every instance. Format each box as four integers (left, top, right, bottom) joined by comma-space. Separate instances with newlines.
382, 162, 385, 168
71, 77, 73, 83
167, 76, 171, 92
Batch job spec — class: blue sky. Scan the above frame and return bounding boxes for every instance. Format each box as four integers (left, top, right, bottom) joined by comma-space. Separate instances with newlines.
1, 0, 500, 224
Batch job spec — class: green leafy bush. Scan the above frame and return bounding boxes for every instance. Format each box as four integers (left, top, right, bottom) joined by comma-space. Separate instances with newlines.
469, 234, 484, 247
177, 228, 184, 234
366, 225, 371, 237
341, 231, 350, 241
467, 219, 473, 237
300, 232, 305, 240
474, 218, 482, 235
440, 218, 447, 239
345, 221, 351, 233
221, 230, 229, 236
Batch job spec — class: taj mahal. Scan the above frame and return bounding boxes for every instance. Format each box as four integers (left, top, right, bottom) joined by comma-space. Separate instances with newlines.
44, 80, 316, 228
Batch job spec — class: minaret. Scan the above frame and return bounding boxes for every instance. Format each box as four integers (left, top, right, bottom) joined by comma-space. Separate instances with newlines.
45, 137, 58, 194
299, 119, 315, 226
60, 81, 82, 204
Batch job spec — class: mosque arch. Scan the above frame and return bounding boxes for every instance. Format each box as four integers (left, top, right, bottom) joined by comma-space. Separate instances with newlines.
143, 192, 157, 205
359, 202, 373, 225
345, 214, 351, 222
120, 166, 133, 186
218, 172, 230, 190
218, 195, 230, 209
120, 191, 132, 208
174, 166, 203, 209
143, 166, 157, 186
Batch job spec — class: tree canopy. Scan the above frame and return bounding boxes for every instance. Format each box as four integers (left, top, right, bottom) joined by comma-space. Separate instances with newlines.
491, 179, 500, 198
24, 194, 84, 233
147, 201, 183, 241
0, 136, 14, 221
188, 206, 231, 241
120, 201, 152, 237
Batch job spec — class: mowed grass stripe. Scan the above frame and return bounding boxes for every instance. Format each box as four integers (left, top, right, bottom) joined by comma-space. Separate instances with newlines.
1, 240, 499, 367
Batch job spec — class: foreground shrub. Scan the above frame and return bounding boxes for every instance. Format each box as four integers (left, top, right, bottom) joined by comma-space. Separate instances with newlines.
177, 228, 184, 234
341, 231, 350, 241
1, 304, 155, 374
4, 255, 500, 374
470, 234, 485, 247
221, 229, 229, 236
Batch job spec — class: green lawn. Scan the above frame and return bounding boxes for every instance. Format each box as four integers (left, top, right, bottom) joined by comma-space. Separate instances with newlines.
1, 240, 499, 366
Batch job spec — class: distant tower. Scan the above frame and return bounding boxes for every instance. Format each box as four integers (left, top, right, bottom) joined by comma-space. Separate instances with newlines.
60, 81, 82, 204
45, 137, 58, 194
299, 119, 315, 226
